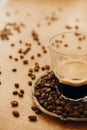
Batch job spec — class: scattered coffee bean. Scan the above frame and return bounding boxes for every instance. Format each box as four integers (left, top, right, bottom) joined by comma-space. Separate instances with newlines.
12, 110, 20, 118
10, 43, 15, 47
28, 81, 32, 86
28, 72, 32, 77
34, 67, 39, 72
43, 50, 47, 53
20, 89, 24, 94
14, 58, 18, 61
18, 92, 23, 98
11, 101, 18, 107
29, 68, 33, 73
64, 44, 68, 47
28, 115, 37, 122
12, 68, 17, 72
9, 55, 13, 59
65, 25, 72, 29
75, 26, 79, 29
45, 65, 50, 70
20, 55, 24, 59
23, 47, 30, 55
41, 66, 45, 71
37, 53, 41, 57
31, 74, 36, 80
13, 91, 18, 95
35, 109, 42, 114
31, 106, 38, 111
31, 55, 35, 60
77, 46, 82, 49
23, 60, 28, 65
14, 83, 19, 88
18, 49, 22, 54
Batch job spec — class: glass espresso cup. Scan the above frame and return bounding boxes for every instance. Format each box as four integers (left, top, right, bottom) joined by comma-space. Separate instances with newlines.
49, 32, 87, 99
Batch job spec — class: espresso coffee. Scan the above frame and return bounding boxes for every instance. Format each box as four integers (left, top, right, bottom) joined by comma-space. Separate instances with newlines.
55, 60, 87, 99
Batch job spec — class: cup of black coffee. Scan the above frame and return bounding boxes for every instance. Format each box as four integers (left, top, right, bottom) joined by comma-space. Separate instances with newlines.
49, 32, 87, 99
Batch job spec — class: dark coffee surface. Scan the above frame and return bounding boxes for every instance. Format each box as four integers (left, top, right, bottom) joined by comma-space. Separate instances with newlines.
57, 81, 87, 99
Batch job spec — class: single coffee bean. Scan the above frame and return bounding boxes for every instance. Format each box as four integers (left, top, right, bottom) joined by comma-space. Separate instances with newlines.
18, 92, 23, 97
13, 91, 18, 95
31, 75, 36, 80
12, 68, 17, 72
12, 110, 20, 117
14, 83, 19, 88
23, 60, 28, 65
11, 101, 18, 107
28, 81, 32, 86
28, 115, 37, 121
35, 109, 42, 114
20, 89, 24, 94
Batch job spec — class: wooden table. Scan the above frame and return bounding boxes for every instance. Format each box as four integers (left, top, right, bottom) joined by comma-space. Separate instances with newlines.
0, 0, 87, 129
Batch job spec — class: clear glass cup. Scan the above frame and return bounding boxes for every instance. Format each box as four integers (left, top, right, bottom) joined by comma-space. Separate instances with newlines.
49, 32, 87, 99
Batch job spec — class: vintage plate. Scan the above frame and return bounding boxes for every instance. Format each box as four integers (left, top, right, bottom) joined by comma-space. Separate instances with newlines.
32, 73, 87, 121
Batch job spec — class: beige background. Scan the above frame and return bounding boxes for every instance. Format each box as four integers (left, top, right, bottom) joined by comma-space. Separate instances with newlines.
0, 0, 87, 130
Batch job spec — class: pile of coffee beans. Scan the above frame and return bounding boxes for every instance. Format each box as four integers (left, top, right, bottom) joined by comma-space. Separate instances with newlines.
34, 71, 87, 119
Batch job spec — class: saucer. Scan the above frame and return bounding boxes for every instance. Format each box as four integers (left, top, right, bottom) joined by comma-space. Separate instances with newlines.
32, 71, 87, 121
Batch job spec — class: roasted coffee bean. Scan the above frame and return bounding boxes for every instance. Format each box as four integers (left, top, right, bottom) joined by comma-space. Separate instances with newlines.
20, 89, 24, 94
31, 74, 36, 80
12, 110, 20, 117
41, 93, 46, 99
28, 115, 37, 121
41, 66, 45, 71
43, 50, 47, 53
43, 102, 48, 108
23, 47, 30, 55
14, 58, 18, 61
14, 83, 19, 88
18, 92, 23, 97
31, 55, 35, 60
62, 112, 68, 117
70, 111, 80, 117
45, 65, 50, 70
28, 68, 33, 73
31, 106, 38, 111
12, 68, 17, 72
28, 72, 32, 77
13, 91, 18, 95
28, 81, 32, 86
37, 53, 41, 57
11, 101, 18, 107
9, 55, 12, 59
35, 109, 42, 114
65, 25, 72, 29
18, 48, 22, 54
19, 40, 22, 44
65, 105, 73, 113
39, 99, 44, 104
20, 55, 24, 59
23, 60, 28, 65
10, 43, 15, 47
56, 110, 63, 115
46, 88, 51, 93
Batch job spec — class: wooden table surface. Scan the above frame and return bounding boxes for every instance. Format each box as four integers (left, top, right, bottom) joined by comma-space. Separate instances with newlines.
0, 0, 87, 129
